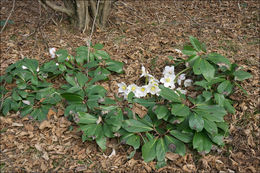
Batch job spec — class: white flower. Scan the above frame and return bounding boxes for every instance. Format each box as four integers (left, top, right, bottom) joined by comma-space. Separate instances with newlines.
140, 66, 149, 78
175, 49, 182, 53
117, 82, 128, 94
56, 63, 59, 66
136, 85, 148, 98
36, 67, 39, 72
22, 100, 31, 105
148, 75, 159, 84
22, 65, 28, 70
127, 84, 138, 95
49, 48, 56, 58
147, 83, 161, 95
177, 74, 186, 85
184, 79, 193, 87
163, 66, 175, 77
176, 87, 187, 95
160, 76, 176, 89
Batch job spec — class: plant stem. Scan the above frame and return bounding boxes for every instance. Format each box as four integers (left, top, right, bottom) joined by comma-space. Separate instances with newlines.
174, 67, 191, 82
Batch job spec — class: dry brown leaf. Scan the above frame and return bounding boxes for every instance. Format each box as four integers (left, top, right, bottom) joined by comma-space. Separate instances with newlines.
42, 151, 49, 161
47, 109, 56, 120
39, 120, 52, 130
12, 122, 23, 127
165, 152, 180, 161
132, 103, 148, 119
35, 143, 43, 152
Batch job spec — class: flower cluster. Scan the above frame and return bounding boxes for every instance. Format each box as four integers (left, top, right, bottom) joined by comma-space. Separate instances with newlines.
117, 66, 193, 99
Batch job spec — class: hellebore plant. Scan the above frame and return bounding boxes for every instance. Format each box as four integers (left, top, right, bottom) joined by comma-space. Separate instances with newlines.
0, 37, 252, 169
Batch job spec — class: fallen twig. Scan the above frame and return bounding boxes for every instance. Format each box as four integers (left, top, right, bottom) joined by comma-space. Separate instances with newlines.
0, 0, 16, 33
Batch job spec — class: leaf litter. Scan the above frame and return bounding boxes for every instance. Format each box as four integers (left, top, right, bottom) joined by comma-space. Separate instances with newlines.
0, 0, 259, 172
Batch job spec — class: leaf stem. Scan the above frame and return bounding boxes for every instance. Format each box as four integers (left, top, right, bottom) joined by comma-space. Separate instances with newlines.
174, 67, 191, 82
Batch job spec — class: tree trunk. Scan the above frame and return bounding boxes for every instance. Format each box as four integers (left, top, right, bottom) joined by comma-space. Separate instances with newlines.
40, 0, 112, 32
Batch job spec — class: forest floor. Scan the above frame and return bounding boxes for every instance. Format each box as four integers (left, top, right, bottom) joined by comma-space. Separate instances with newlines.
0, 0, 259, 172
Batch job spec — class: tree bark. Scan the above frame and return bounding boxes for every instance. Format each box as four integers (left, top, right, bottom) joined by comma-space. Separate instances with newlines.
40, 0, 112, 32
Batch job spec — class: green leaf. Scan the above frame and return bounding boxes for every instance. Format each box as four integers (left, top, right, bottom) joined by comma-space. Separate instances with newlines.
201, 59, 215, 81
193, 58, 202, 75
88, 74, 108, 85
94, 50, 110, 60
64, 104, 87, 116
0, 19, 14, 26
133, 98, 156, 108
217, 80, 233, 95
189, 36, 202, 52
193, 132, 212, 153
182, 45, 197, 56
193, 58, 215, 81
103, 123, 114, 138
207, 53, 231, 69
156, 161, 167, 169
61, 93, 83, 104
224, 99, 236, 114
214, 93, 225, 106
159, 85, 181, 103
17, 90, 28, 98
189, 113, 204, 132
1, 98, 11, 115
86, 95, 101, 109
65, 75, 77, 86
12, 90, 22, 101
105, 60, 124, 73
211, 134, 224, 146
16, 79, 27, 90
164, 135, 186, 156
121, 133, 140, 149
92, 43, 104, 50
203, 119, 218, 135
186, 55, 200, 67
31, 105, 50, 121
202, 91, 212, 102
56, 49, 69, 62
154, 105, 169, 119
96, 136, 106, 151
105, 109, 123, 131
76, 72, 89, 88
127, 150, 136, 159
86, 85, 107, 97
194, 105, 227, 122
169, 130, 193, 143
75, 46, 88, 65
156, 138, 167, 161
171, 104, 190, 117
233, 70, 252, 81
122, 119, 153, 133
142, 138, 157, 162
216, 122, 229, 133
21, 105, 33, 117
77, 112, 98, 124
234, 82, 248, 95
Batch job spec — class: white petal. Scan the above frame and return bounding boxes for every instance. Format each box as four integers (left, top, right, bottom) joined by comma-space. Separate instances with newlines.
22, 100, 30, 105
22, 65, 28, 70
184, 79, 193, 87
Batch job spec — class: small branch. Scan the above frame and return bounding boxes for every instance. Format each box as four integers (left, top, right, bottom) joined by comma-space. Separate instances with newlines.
0, 0, 15, 33
43, 0, 74, 16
